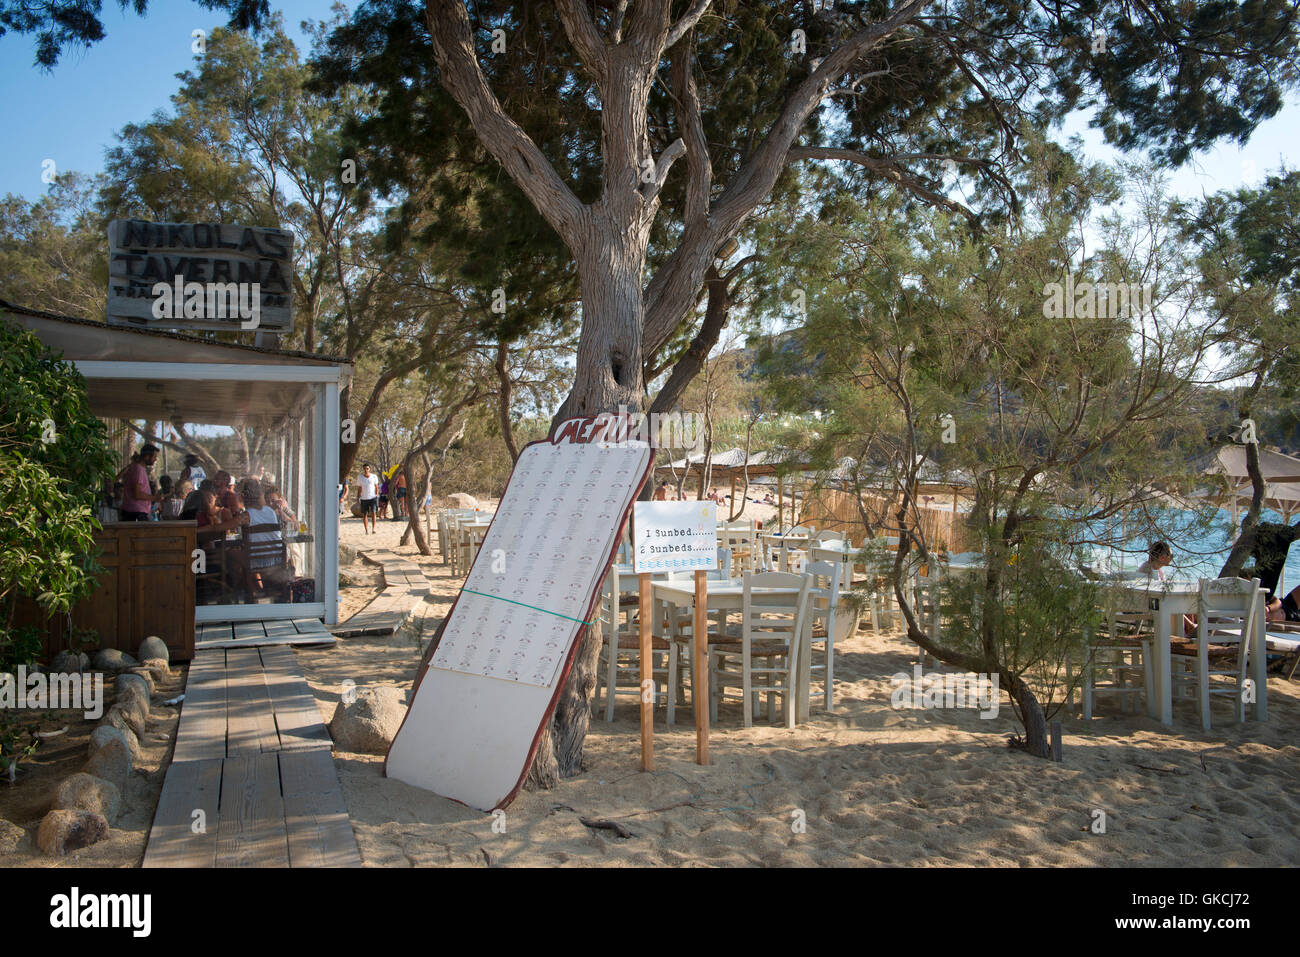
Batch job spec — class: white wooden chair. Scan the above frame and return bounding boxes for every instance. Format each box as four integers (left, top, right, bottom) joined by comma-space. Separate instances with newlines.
593, 562, 670, 720
436, 511, 452, 568
911, 560, 942, 667
708, 572, 812, 728
722, 520, 758, 577
1169, 577, 1260, 731
805, 559, 843, 710
1080, 603, 1155, 719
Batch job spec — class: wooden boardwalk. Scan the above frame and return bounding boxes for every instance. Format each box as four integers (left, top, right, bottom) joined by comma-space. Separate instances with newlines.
333, 549, 429, 637
195, 616, 338, 650
144, 643, 361, 867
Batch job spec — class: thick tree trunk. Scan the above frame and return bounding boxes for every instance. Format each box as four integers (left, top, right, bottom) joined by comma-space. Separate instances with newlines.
528, 242, 647, 788
402, 452, 432, 556
1219, 374, 1268, 578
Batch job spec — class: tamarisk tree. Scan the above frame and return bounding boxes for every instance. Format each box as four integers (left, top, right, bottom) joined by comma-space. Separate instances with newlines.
308, 0, 1300, 781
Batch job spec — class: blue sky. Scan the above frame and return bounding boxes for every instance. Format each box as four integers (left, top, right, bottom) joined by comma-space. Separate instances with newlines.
0, 1, 1295, 204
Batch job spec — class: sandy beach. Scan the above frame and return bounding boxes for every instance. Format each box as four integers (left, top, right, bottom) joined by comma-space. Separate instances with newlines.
297, 510, 1300, 867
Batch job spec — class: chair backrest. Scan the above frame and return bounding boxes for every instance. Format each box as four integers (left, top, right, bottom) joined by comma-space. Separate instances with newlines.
806, 559, 842, 634
809, 545, 852, 589
812, 529, 845, 543
741, 572, 813, 649
244, 522, 287, 567
1198, 576, 1261, 679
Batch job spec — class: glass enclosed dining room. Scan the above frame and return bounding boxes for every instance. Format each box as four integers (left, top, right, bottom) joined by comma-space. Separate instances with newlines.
6, 305, 350, 657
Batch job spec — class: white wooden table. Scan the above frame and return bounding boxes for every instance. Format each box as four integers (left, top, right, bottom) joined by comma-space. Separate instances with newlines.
1109, 579, 1268, 724
651, 579, 811, 724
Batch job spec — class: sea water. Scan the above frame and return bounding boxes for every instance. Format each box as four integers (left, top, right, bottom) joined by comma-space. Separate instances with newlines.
1078, 506, 1299, 590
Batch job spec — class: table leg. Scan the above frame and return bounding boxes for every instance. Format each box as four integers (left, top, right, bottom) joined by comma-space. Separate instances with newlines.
796, 615, 812, 724
1152, 602, 1173, 724
1252, 591, 1268, 721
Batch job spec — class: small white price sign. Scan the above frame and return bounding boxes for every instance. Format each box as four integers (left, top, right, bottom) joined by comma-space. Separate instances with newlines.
632, 501, 718, 573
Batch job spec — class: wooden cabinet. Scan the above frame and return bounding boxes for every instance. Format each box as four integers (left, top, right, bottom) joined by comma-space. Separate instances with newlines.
21, 522, 196, 663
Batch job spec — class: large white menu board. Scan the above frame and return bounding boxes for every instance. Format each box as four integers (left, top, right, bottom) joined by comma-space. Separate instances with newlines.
386, 415, 654, 811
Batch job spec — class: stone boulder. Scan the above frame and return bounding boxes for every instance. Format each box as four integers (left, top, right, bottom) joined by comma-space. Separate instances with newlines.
328, 686, 407, 754
448, 492, 479, 508
90, 723, 140, 762
85, 730, 132, 790
339, 543, 359, 565
138, 658, 171, 682
136, 636, 170, 664
36, 809, 110, 856
0, 817, 25, 855
126, 668, 155, 695
50, 651, 90, 674
117, 672, 151, 701
91, 649, 138, 674
101, 704, 147, 743
53, 773, 122, 825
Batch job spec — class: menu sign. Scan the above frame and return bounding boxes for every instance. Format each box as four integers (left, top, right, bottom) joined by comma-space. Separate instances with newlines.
632, 501, 718, 573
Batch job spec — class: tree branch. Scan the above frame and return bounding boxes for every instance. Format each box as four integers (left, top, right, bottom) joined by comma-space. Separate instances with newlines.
642, 0, 929, 357
424, 0, 589, 249
555, 0, 610, 81
665, 0, 713, 49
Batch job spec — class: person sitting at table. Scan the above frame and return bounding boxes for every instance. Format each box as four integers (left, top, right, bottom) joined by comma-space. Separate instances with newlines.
193, 487, 251, 598
161, 478, 190, 520
212, 470, 242, 514
1264, 584, 1300, 623
264, 485, 297, 527
241, 481, 292, 589
1135, 541, 1173, 581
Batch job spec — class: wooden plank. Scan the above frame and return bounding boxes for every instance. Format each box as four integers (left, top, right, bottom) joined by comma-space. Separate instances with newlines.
224, 648, 280, 756
259, 646, 332, 752
171, 650, 228, 764
215, 752, 290, 868
197, 622, 234, 641
293, 617, 331, 635
233, 620, 268, 640
142, 757, 223, 867
279, 750, 362, 867
262, 619, 301, 639
196, 633, 337, 651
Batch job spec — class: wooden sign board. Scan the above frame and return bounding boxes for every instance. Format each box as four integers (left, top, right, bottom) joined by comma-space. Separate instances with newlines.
107, 219, 294, 332
385, 415, 654, 811
632, 500, 718, 573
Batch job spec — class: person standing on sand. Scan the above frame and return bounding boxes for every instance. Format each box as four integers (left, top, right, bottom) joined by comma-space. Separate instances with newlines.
393, 470, 408, 520
356, 463, 379, 534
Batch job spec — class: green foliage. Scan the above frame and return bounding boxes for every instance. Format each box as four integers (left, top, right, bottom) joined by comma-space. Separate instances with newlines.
0, 173, 108, 319
0, 0, 270, 68
0, 319, 116, 666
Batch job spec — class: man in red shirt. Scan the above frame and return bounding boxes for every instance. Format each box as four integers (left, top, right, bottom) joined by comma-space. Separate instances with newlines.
120, 445, 161, 521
